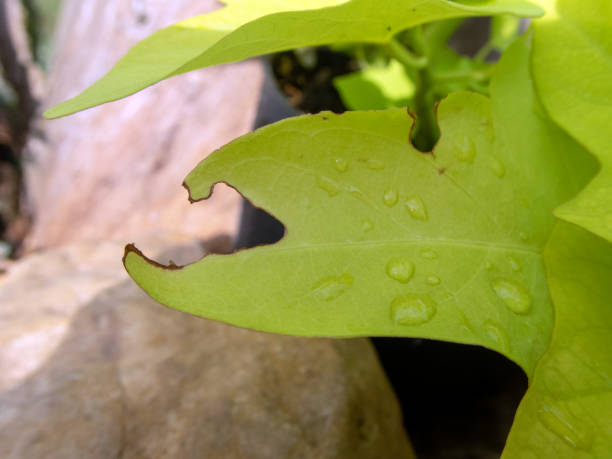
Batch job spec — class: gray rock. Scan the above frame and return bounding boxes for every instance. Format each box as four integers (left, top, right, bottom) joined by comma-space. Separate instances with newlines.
0, 241, 414, 458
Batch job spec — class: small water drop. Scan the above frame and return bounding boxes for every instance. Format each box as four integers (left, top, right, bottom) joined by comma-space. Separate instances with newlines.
362, 219, 374, 232
426, 275, 441, 286
312, 273, 354, 301
456, 136, 476, 163
492, 279, 532, 314
333, 157, 349, 173
420, 249, 438, 260
405, 196, 428, 221
538, 405, 592, 451
365, 159, 385, 170
508, 256, 521, 272
491, 158, 506, 178
484, 320, 510, 351
383, 188, 399, 207
485, 261, 494, 270
519, 232, 528, 241
386, 258, 414, 283
316, 175, 341, 197
390, 295, 437, 326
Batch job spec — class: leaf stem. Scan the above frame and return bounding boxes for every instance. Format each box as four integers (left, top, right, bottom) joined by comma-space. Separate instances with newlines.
388, 37, 428, 69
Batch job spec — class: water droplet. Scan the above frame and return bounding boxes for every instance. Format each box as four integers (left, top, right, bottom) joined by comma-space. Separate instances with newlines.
519, 232, 528, 241
420, 249, 438, 260
491, 158, 506, 178
492, 279, 532, 314
333, 157, 349, 172
386, 258, 414, 283
456, 136, 476, 163
362, 219, 374, 232
383, 188, 399, 207
485, 261, 494, 270
316, 176, 341, 197
426, 275, 441, 286
390, 295, 436, 326
405, 196, 428, 221
508, 256, 521, 272
365, 159, 385, 170
484, 320, 510, 351
312, 273, 354, 301
538, 405, 592, 451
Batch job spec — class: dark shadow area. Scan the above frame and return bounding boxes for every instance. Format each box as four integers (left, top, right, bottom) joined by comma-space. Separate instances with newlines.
372, 338, 527, 459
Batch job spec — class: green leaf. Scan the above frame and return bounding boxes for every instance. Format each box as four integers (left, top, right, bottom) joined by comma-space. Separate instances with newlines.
124, 37, 594, 379
502, 223, 612, 458
531, 0, 612, 242
333, 59, 415, 110
45, 0, 543, 118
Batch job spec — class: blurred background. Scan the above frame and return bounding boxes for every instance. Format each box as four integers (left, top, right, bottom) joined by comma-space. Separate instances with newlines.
0, 1, 526, 458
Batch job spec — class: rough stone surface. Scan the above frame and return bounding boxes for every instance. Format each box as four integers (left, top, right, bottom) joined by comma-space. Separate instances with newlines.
0, 241, 414, 458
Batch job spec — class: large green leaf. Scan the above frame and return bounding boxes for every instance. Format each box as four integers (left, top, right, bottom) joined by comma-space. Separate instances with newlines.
124, 38, 595, 378
531, 0, 612, 242
44, 0, 543, 118
502, 223, 612, 458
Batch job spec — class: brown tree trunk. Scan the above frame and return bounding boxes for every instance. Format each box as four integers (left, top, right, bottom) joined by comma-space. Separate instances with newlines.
23, 0, 264, 252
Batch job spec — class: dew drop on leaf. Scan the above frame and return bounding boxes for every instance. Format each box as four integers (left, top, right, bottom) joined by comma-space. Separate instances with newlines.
492, 279, 532, 314
365, 159, 385, 170
312, 273, 354, 301
390, 295, 436, 326
508, 256, 521, 272
405, 196, 428, 221
383, 188, 399, 207
519, 231, 528, 241
420, 249, 438, 259
333, 157, 349, 172
485, 261, 494, 270
362, 219, 374, 232
538, 405, 593, 451
491, 157, 506, 178
426, 275, 441, 286
456, 136, 477, 163
386, 258, 414, 283
484, 320, 510, 351
316, 175, 341, 197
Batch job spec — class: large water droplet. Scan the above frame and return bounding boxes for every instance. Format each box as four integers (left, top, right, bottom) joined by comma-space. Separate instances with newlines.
362, 219, 374, 232
386, 258, 414, 283
333, 157, 349, 173
383, 188, 399, 207
391, 295, 436, 326
538, 405, 592, 451
491, 158, 506, 178
420, 249, 438, 260
456, 136, 476, 163
426, 275, 441, 286
484, 320, 510, 351
405, 196, 428, 221
508, 256, 521, 272
312, 273, 354, 301
316, 176, 341, 197
365, 159, 385, 170
492, 279, 532, 314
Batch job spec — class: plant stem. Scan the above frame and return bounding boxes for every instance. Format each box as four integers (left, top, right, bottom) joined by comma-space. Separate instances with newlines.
388, 37, 428, 69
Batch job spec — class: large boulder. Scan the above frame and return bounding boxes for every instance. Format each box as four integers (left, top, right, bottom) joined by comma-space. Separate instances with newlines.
0, 240, 414, 458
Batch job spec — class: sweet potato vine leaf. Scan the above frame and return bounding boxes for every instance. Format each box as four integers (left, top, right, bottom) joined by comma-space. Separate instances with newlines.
531, 0, 612, 242
44, 0, 542, 119
124, 37, 596, 386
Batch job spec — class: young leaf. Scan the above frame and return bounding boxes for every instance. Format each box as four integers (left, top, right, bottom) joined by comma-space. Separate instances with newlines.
502, 223, 612, 458
44, 0, 543, 119
333, 59, 415, 110
531, 0, 612, 242
124, 38, 595, 378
